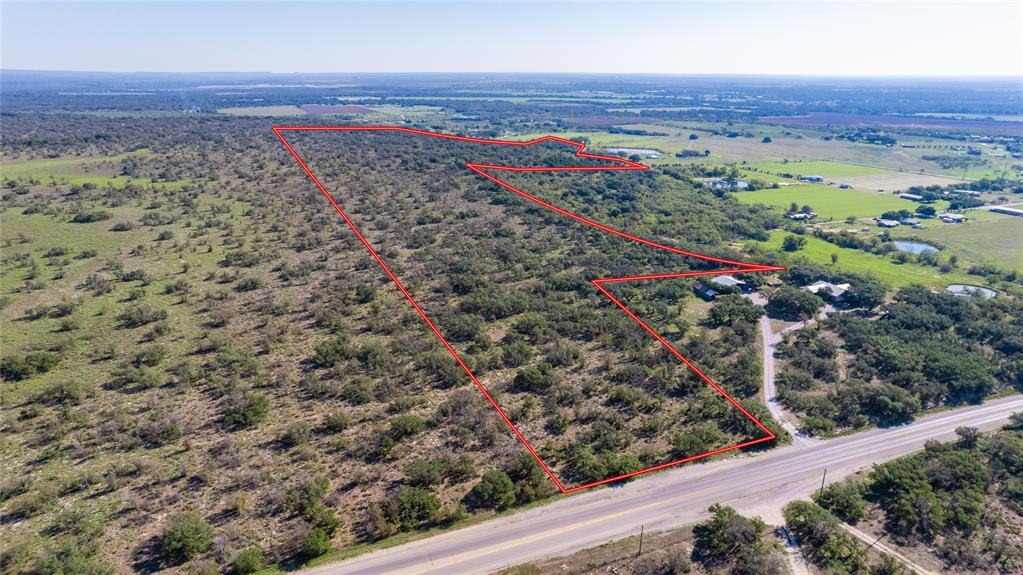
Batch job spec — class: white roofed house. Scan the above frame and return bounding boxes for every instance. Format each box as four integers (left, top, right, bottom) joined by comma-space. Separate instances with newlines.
710, 275, 749, 293
801, 280, 852, 302
710, 179, 749, 190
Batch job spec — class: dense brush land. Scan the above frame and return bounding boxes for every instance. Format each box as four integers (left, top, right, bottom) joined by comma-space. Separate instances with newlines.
2, 81, 1021, 574
2, 121, 784, 573
790, 423, 1023, 574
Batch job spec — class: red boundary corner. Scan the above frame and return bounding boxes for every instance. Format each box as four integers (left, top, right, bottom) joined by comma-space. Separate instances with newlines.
273, 126, 783, 494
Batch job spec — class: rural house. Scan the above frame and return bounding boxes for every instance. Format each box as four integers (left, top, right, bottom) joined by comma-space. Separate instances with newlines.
802, 280, 851, 301
710, 275, 748, 292
710, 179, 749, 190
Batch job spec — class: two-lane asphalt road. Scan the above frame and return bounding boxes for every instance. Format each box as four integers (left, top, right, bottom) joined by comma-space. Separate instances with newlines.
305, 394, 1023, 575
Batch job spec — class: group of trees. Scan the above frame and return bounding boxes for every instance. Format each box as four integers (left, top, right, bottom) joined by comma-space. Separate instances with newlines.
805, 425, 1023, 573
691, 504, 787, 574
777, 283, 1021, 436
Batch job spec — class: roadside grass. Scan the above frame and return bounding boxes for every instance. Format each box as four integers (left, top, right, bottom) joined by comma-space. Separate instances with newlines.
255, 491, 572, 573
255, 430, 783, 574
749, 231, 981, 289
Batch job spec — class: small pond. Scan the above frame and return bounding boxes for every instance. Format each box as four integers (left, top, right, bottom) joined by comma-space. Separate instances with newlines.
892, 240, 939, 254
947, 284, 996, 298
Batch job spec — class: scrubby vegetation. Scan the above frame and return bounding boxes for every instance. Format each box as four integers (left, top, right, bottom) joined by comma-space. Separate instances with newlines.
792, 423, 1023, 574
2, 73, 1020, 574
775, 270, 1023, 436
1, 121, 783, 572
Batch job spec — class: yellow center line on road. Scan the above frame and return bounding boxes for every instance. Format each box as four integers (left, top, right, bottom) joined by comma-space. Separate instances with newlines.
385, 478, 734, 575
333, 396, 1023, 575
389, 405, 1023, 575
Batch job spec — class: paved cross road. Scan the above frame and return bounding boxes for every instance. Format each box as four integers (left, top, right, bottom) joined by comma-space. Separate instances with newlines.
304, 394, 1023, 575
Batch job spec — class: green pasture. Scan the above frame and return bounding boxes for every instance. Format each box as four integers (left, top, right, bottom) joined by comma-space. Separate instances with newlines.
751, 231, 980, 289
731, 185, 940, 220
1, 149, 188, 189
888, 210, 1023, 272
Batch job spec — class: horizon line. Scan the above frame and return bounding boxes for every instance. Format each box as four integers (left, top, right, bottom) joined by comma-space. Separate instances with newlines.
3, 68, 1022, 80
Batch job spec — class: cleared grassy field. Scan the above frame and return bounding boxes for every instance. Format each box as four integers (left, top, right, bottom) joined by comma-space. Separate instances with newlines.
216, 103, 446, 120
0, 202, 247, 400
750, 160, 892, 177
888, 210, 1023, 272
217, 105, 306, 116
1, 149, 188, 189
510, 131, 681, 156
2, 150, 147, 176
731, 185, 937, 220
834, 172, 966, 191
751, 231, 981, 289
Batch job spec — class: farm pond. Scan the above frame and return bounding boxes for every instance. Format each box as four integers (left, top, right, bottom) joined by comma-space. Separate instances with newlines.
947, 284, 997, 298
892, 240, 940, 254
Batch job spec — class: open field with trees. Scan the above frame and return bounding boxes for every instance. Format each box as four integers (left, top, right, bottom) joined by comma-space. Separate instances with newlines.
2, 120, 784, 573
1, 149, 191, 190
750, 231, 982, 289
749, 160, 893, 178
888, 210, 1023, 272
732, 185, 927, 220
2, 72, 1021, 574
773, 278, 1023, 437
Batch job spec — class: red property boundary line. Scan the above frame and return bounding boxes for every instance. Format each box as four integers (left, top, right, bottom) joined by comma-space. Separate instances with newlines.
273, 126, 783, 494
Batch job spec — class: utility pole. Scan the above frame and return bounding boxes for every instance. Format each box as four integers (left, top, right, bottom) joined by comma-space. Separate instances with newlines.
865, 532, 886, 552
817, 468, 827, 499
637, 525, 644, 557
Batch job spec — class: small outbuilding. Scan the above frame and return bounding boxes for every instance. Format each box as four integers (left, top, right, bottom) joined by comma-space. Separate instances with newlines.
692, 281, 718, 301
991, 206, 1023, 217
939, 213, 967, 224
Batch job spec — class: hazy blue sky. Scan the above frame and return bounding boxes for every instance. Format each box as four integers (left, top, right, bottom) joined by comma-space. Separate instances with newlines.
2, 1, 1021, 76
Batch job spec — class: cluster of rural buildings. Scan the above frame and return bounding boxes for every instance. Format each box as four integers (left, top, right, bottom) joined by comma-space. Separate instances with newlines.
693, 275, 853, 304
